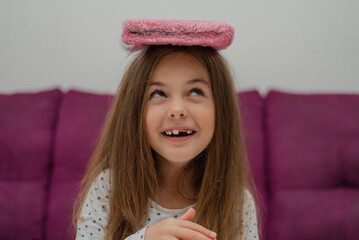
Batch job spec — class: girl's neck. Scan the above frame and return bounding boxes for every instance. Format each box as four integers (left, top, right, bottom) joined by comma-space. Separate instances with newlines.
154, 157, 196, 209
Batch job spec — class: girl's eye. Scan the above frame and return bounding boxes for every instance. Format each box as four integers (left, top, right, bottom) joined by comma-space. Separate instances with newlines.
189, 88, 204, 96
150, 90, 166, 99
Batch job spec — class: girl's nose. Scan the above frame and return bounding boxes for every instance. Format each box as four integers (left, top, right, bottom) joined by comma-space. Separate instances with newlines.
168, 100, 188, 119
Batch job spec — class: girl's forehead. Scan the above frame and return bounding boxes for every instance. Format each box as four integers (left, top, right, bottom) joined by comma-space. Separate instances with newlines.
152, 52, 209, 79
156, 52, 195, 67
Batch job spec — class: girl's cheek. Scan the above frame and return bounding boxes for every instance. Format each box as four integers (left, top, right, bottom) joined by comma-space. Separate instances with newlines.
148, 98, 167, 105
188, 97, 204, 104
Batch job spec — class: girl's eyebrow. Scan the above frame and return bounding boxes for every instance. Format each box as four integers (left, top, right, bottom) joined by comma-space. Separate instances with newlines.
148, 78, 210, 87
187, 78, 210, 87
148, 81, 165, 87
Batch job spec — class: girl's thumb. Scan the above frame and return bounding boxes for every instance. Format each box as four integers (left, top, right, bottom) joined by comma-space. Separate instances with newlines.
179, 208, 195, 221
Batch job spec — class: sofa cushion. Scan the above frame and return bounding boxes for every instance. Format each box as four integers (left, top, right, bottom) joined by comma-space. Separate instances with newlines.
46, 90, 113, 240
265, 90, 359, 240
238, 92, 266, 196
238, 90, 266, 238
0, 89, 62, 240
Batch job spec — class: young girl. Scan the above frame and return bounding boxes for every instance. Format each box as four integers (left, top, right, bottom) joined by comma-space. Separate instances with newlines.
75, 19, 259, 240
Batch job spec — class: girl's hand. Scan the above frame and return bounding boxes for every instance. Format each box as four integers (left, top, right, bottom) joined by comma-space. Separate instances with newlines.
145, 208, 217, 240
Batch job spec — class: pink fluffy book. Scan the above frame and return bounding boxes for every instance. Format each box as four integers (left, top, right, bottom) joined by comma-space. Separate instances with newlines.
122, 19, 234, 50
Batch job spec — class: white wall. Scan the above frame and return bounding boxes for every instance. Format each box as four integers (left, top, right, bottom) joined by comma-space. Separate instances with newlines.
0, 0, 358, 95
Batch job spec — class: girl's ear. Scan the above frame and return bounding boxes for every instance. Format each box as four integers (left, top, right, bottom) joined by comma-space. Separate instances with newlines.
179, 208, 196, 221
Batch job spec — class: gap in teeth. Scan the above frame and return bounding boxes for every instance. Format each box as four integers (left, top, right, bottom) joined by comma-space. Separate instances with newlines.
164, 130, 194, 136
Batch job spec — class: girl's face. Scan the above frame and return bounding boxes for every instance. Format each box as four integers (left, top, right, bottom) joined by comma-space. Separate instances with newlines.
146, 52, 215, 167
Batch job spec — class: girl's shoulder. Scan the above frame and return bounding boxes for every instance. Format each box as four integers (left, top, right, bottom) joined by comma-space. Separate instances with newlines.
88, 169, 111, 199
77, 170, 111, 238
241, 189, 259, 239
244, 189, 255, 204
243, 189, 257, 214
96, 168, 110, 181
93, 169, 110, 183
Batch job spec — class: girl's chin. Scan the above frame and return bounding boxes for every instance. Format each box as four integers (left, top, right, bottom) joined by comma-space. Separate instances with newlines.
155, 153, 197, 166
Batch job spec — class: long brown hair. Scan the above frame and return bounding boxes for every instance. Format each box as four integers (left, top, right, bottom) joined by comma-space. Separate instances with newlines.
74, 45, 258, 239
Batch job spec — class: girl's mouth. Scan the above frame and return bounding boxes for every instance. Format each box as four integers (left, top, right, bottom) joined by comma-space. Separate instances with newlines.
161, 129, 196, 137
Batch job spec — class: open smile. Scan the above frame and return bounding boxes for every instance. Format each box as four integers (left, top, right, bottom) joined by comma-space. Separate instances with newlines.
162, 129, 196, 137
161, 129, 197, 141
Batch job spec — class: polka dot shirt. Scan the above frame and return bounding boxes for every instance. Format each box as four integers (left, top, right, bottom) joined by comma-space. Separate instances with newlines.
76, 170, 259, 239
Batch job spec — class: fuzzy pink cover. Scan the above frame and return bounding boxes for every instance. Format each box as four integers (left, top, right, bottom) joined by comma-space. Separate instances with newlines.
122, 19, 234, 50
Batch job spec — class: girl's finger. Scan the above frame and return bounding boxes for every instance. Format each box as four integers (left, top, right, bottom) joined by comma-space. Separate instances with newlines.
179, 208, 196, 221
175, 227, 216, 240
178, 220, 217, 239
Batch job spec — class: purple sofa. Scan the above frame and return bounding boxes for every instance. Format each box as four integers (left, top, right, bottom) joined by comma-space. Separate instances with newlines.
0, 89, 358, 240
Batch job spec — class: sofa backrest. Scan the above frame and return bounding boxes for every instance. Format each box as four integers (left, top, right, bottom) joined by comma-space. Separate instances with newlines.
45, 90, 113, 240
265, 91, 359, 240
237, 90, 267, 235
0, 89, 62, 240
1, 88, 358, 240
